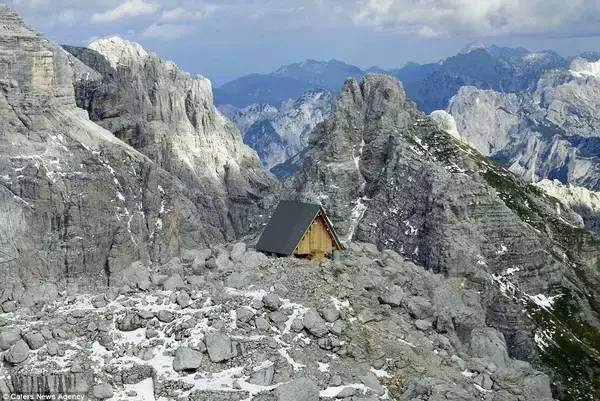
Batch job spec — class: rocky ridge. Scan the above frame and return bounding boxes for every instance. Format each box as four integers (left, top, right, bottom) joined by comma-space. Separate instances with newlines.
0, 242, 557, 401
288, 74, 600, 400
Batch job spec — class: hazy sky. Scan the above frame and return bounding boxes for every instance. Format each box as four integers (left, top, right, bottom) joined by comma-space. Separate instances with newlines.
7, 0, 600, 85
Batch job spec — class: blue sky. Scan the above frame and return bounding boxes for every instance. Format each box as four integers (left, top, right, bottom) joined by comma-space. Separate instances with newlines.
7, 0, 600, 85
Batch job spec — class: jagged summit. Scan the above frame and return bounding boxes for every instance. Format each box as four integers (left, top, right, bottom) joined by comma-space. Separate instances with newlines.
289, 73, 600, 397
0, 5, 39, 37
88, 36, 149, 68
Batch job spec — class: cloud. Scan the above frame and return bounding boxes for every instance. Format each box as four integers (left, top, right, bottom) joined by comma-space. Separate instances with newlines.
57, 9, 76, 24
352, 0, 600, 37
161, 5, 216, 21
141, 22, 194, 40
92, 0, 159, 23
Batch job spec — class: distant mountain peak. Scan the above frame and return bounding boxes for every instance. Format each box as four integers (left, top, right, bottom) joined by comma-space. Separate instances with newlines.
274, 58, 361, 75
459, 41, 487, 55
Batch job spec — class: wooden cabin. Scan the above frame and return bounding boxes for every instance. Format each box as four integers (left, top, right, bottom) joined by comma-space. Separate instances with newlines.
256, 201, 344, 260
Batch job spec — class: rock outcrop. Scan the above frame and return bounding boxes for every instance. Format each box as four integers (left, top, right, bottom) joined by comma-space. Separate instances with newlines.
288, 74, 600, 399
0, 8, 275, 305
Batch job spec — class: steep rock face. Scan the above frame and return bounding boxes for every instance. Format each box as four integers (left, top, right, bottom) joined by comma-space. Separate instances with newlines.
289, 74, 600, 399
446, 86, 521, 155
64, 37, 277, 236
535, 179, 600, 234
447, 63, 600, 190
221, 89, 332, 170
0, 9, 273, 304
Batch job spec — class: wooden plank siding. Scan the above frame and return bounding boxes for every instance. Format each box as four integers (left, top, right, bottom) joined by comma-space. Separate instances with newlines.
294, 212, 334, 259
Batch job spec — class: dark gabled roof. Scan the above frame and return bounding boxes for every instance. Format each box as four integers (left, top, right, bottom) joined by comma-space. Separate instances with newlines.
256, 200, 343, 255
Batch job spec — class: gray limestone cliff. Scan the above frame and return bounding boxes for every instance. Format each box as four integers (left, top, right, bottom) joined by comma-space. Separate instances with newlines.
0, 9, 276, 305
64, 37, 277, 223
447, 59, 600, 191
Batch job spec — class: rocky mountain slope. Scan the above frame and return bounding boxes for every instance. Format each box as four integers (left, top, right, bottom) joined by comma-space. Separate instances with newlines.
447, 56, 600, 192
0, 8, 275, 306
0, 242, 558, 401
221, 90, 333, 170
288, 74, 600, 400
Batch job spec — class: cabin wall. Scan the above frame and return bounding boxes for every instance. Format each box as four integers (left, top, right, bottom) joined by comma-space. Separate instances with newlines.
294, 215, 334, 258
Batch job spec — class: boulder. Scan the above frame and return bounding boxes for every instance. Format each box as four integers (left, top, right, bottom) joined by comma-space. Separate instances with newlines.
47, 341, 59, 356
415, 319, 432, 331
405, 296, 433, 319
5, 340, 29, 364
0, 327, 21, 350
92, 383, 114, 399
172, 346, 203, 372
230, 242, 247, 262
145, 328, 159, 339
163, 273, 186, 290
204, 332, 238, 362
157, 310, 175, 323
23, 331, 45, 350
2, 301, 17, 313
262, 293, 283, 311
244, 251, 269, 268
303, 309, 329, 337
236, 307, 255, 323
207, 249, 234, 270
275, 377, 319, 401
182, 248, 211, 264
249, 363, 275, 386
469, 327, 511, 368
378, 285, 405, 307
176, 291, 191, 308
111, 261, 151, 290
116, 312, 145, 331
255, 317, 271, 332
330, 320, 346, 336
319, 304, 340, 322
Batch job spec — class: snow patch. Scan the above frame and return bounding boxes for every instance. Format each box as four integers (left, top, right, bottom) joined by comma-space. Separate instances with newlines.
320, 383, 370, 398
569, 57, 600, 79
345, 197, 368, 242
